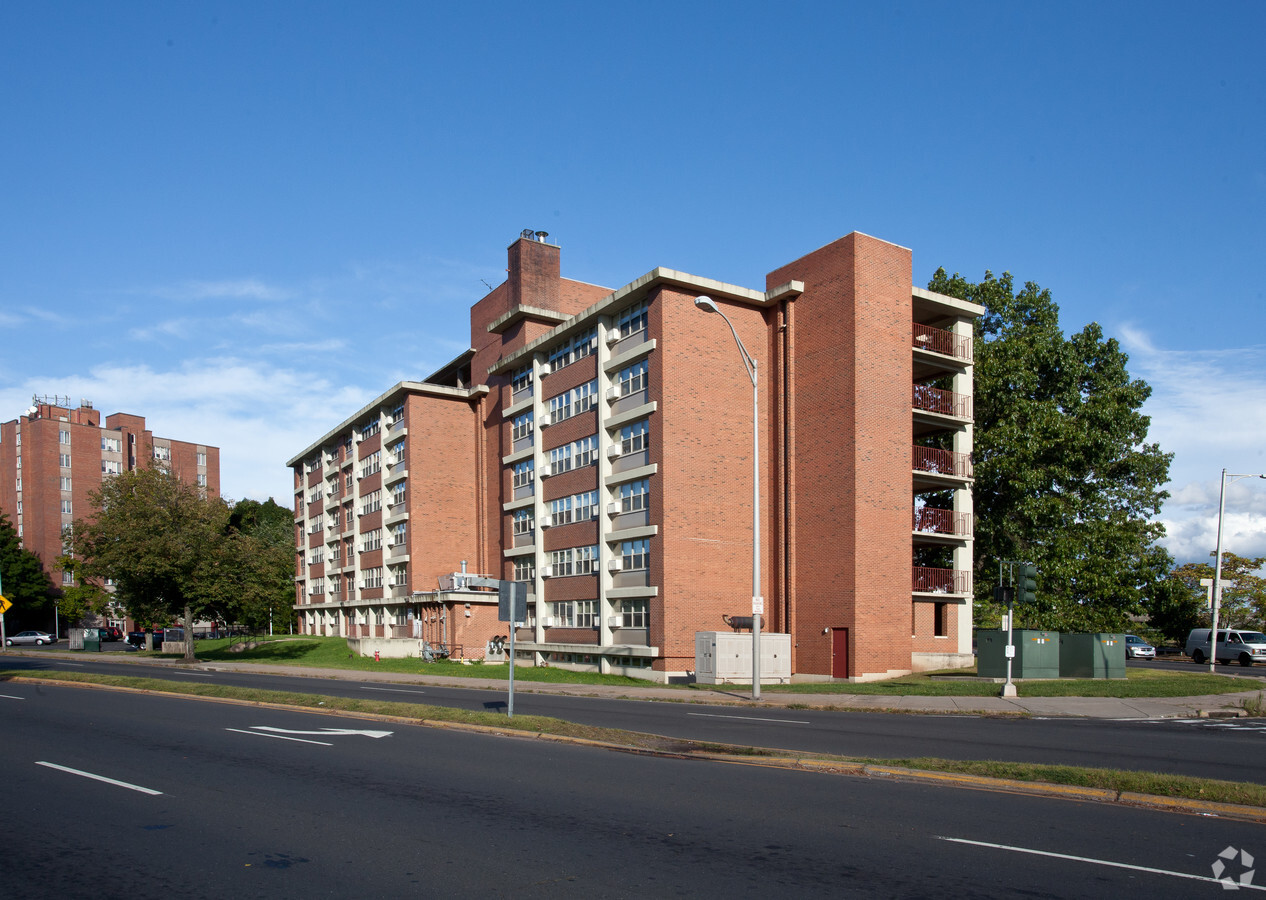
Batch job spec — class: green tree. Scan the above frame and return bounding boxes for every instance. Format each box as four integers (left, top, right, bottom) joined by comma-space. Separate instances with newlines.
203, 498, 296, 634
0, 511, 57, 628
928, 269, 1174, 632
67, 464, 229, 661
1167, 553, 1266, 633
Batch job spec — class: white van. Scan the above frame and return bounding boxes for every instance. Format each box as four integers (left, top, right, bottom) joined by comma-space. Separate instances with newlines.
1185, 628, 1266, 667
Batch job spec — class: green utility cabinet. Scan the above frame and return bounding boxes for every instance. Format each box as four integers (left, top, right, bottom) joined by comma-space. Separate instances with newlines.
1059, 633, 1126, 679
976, 630, 1061, 679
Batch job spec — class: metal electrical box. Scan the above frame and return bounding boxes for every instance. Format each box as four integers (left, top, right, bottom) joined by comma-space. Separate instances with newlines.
1059, 633, 1126, 679
976, 629, 1060, 679
694, 632, 791, 685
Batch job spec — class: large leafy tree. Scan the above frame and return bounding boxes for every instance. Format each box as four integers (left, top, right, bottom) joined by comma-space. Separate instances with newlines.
928, 269, 1173, 632
0, 511, 57, 628
1163, 553, 1266, 636
68, 464, 229, 661
203, 498, 296, 634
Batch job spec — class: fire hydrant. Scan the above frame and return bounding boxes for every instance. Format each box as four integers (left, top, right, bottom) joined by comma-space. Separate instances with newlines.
374, 650, 380, 662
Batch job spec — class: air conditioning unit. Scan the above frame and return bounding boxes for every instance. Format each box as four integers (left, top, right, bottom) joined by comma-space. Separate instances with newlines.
604, 385, 619, 401
539, 413, 552, 427
608, 558, 624, 572
540, 565, 554, 578
538, 514, 552, 528
608, 616, 622, 628
543, 616, 555, 627
539, 463, 553, 478
605, 330, 621, 346
326, 520, 336, 529
606, 501, 620, 516
606, 444, 622, 460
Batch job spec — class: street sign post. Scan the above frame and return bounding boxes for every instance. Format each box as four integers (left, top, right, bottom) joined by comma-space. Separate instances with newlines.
498, 581, 528, 717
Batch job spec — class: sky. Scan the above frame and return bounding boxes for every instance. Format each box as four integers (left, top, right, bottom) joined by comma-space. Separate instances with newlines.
1, 1, 1263, 566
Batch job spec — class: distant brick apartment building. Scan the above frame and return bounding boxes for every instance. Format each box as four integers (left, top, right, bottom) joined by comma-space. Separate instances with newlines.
0, 397, 220, 609
289, 230, 982, 681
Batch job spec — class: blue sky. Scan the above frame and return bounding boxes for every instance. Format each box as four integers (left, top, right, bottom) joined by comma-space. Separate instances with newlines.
1, 2, 1263, 565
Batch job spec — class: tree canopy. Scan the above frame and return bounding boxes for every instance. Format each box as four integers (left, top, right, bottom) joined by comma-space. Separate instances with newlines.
1155, 553, 1266, 641
0, 511, 57, 628
928, 269, 1173, 632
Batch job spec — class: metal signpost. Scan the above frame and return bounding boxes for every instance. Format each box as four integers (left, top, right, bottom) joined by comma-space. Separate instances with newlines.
996, 560, 1037, 698
498, 581, 527, 717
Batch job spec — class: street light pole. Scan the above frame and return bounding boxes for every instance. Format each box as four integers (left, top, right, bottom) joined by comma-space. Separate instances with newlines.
695, 296, 762, 701
1209, 469, 1266, 673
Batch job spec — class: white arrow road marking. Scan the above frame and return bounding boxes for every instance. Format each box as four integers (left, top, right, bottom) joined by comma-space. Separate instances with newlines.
226, 728, 332, 745
37, 762, 163, 795
250, 726, 393, 739
687, 712, 811, 725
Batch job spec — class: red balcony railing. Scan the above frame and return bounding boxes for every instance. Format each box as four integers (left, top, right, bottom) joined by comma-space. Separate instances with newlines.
912, 567, 972, 594
913, 507, 972, 535
912, 323, 972, 361
912, 384, 972, 419
913, 445, 973, 478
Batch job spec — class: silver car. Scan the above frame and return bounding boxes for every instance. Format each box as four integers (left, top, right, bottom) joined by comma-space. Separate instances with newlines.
1124, 634, 1155, 659
5, 630, 57, 646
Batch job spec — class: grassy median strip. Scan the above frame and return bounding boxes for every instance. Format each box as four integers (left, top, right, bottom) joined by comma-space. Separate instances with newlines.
7, 668, 1266, 810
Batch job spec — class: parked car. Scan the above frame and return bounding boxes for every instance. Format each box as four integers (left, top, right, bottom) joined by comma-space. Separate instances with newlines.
1123, 634, 1155, 659
103, 626, 123, 641
5, 630, 57, 646
1185, 628, 1266, 667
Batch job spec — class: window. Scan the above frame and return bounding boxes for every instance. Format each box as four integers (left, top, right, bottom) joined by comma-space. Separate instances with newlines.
59, 429, 71, 444
309, 488, 322, 504
362, 567, 383, 589
345, 472, 353, 491
549, 495, 573, 525
575, 599, 598, 627
551, 601, 576, 627
389, 439, 406, 465
389, 402, 404, 424
359, 450, 382, 478
61, 500, 73, 514
511, 364, 534, 394
550, 548, 574, 577
573, 434, 597, 467
361, 530, 382, 552
310, 577, 325, 595
546, 380, 598, 425
62, 571, 75, 586
620, 478, 649, 513
391, 522, 407, 546
548, 390, 572, 422
511, 411, 533, 442
512, 460, 535, 489
547, 327, 597, 372
574, 490, 598, 521
153, 445, 171, 461
620, 420, 650, 455
390, 564, 408, 587
308, 514, 324, 534
512, 508, 534, 535
101, 436, 122, 453
574, 380, 598, 414
197, 450, 206, 466
309, 547, 324, 565
330, 544, 342, 562
197, 473, 207, 487
574, 545, 599, 575
359, 419, 380, 440
330, 509, 341, 529
329, 574, 342, 594
60, 476, 72, 491
513, 558, 535, 581
59, 453, 71, 468
101, 460, 121, 476
616, 300, 648, 338
621, 538, 650, 571
617, 359, 648, 396
391, 481, 406, 507
359, 490, 382, 516
620, 599, 649, 628
548, 443, 573, 474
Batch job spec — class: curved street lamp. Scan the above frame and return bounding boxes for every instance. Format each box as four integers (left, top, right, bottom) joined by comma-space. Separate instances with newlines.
1209, 469, 1266, 673
694, 296, 762, 700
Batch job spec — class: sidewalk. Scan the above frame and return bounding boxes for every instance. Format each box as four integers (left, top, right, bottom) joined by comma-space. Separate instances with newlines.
9, 650, 1261, 718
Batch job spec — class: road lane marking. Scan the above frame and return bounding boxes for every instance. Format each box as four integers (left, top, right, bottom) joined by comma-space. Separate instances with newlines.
938, 837, 1266, 890
0, 693, 26, 700
36, 762, 163, 795
252, 726, 393, 738
167, 671, 215, 677
687, 713, 811, 725
360, 686, 427, 695
226, 728, 333, 746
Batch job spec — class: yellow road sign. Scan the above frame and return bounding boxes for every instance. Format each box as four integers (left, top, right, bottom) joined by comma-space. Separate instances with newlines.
0, 595, 11, 614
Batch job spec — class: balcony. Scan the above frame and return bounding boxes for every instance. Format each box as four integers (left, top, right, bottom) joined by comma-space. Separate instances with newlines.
912, 566, 972, 594
912, 323, 972, 361
912, 446, 973, 479
912, 384, 972, 420
913, 507, 972, 536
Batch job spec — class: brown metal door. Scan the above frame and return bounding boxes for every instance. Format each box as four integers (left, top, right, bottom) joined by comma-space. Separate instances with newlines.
831, 627, 849, 678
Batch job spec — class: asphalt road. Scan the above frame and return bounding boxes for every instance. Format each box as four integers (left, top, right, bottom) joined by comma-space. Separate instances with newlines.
4, 654, 1266, 784
3, 682, 1263, 898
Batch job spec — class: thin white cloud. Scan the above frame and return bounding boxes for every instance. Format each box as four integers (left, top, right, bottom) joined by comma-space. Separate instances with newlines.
151, 279, 295, 302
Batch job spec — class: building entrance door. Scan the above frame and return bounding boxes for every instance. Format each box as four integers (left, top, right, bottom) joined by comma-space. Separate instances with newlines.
831, 627, 849, 678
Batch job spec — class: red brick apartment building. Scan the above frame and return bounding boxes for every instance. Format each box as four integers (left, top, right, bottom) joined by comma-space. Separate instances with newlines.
0, 397, 220, 610
288, 231, 982, 682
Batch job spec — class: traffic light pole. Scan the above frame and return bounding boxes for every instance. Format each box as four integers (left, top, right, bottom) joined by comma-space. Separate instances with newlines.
1001, 561, 1017, 698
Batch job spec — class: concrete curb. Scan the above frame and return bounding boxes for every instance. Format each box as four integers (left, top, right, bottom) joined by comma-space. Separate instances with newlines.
11, 674, 1266, 823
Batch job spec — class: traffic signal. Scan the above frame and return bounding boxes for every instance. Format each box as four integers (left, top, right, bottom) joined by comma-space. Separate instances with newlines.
1019, 564, 1038, 604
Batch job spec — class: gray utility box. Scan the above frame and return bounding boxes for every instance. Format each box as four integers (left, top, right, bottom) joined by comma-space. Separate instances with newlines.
976, 630, 1060, 679
695, 632, 791, 685
1059, 633, 1126, 679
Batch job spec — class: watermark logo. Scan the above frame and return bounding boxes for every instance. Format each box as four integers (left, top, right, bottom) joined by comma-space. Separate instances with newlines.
1213, 846, 1255, 890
